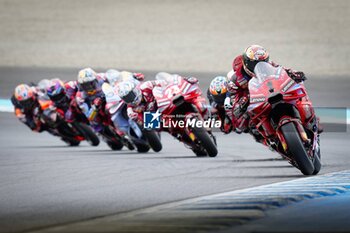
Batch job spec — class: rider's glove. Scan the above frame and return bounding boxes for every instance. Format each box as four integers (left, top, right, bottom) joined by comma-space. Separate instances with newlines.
127, 108, 138, 120
286, 70, 307, 83
293, 71, 307, 82
134, 73, 145, 81
146, 101, 156, 112
93, 97, 103, 110
224, 96, 232, 110
184, 76, 198, 84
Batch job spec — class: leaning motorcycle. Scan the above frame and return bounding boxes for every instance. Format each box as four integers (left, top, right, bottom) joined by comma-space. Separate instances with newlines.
247, 62, 321, 175
39, 98, 100, 147
153, 76, 218, 157
102, 83, 162, 153
87, 96, 135, 151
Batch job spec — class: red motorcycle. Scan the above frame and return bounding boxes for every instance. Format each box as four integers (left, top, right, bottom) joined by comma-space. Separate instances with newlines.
247, 62, 321, 175
153, 76, 218, 157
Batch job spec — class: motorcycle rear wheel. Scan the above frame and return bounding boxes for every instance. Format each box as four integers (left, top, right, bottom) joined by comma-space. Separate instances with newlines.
107, 140, 123, 150
143, 130, 162, 152
61, 137, 80, 146
281, 122, 314, 175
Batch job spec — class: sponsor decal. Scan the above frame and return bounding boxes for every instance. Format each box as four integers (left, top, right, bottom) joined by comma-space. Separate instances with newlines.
282, 80, 295, 92
250, 97, 266, 103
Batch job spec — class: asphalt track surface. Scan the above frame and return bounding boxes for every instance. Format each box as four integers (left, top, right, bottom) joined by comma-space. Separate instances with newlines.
0, 68, 350, 233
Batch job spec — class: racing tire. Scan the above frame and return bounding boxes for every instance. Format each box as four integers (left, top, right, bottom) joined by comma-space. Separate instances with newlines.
192, 127, 218, 157
62, 137, 80, 146
193, 148, 207, 157
281, 122, 314, 175
143, 130, 162, 152
107, 140, 123, 150
135, 142, 151, 153
76, 123, 100, 146
312, 136, 321, 175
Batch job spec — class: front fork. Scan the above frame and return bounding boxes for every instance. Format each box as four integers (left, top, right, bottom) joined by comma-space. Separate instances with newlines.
276, 117, 310, 153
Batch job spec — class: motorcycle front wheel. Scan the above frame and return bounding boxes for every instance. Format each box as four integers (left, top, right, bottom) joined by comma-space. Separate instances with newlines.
281, 122, 314, 175
192, 127, 218, 157
75, 123, 100, 146
312, 135, 321, 175
143, 130, 162, 152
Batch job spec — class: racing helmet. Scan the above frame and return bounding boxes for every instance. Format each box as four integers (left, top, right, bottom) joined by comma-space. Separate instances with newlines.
117, 81, 142, 105
242, 45, 269, 77
105, 69, 120, 85
209, 76, 228, 104
155, 72, 173, 82
47, 79, 68, 106
14, 84, 36, 110
119, 71, 135, 82
37, 79, 51, 95
77, 68, 98, 95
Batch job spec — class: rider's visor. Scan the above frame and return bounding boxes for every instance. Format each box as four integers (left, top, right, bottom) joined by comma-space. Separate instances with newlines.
121, 90, 137, 104
51, 92, 67, 105
212, 93, 226, 104
19, 98, 35, 110
80, 80, 97, 93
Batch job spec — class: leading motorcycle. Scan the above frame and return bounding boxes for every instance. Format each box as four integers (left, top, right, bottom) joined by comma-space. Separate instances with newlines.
247, 62, 321, 175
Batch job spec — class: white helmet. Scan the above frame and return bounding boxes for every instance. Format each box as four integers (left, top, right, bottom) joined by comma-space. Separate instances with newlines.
105, 69, 120, 85
37, 79, 51, 95
77, 68, 98, 94
155, 72, 174, 83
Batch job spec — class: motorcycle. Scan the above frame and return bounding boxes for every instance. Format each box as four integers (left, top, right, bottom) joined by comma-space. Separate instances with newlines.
247, 62, 321, 175
102, 82, 162, 153
38, 98, 100, 147
153, 75, 218, 157
87, 95, 135, 151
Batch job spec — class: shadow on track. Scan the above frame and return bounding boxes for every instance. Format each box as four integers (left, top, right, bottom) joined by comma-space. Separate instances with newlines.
232, 158, 285, 162
16, 145, 75, 149
210, 174, 304, 179
242, 165, 294, 169
145, 156, 198, 159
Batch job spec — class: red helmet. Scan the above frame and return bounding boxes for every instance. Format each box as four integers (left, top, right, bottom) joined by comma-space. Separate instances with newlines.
242, 45, 269, 77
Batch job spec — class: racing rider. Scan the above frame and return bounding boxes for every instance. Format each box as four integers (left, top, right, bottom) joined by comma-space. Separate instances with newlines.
225, 45, 308, 134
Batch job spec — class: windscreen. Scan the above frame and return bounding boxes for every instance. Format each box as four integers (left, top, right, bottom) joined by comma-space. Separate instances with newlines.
253, 62, 282, 83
